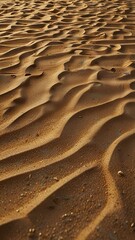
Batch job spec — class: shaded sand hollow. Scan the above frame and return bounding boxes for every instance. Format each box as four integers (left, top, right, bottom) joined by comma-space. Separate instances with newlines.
0, 0, 135, 239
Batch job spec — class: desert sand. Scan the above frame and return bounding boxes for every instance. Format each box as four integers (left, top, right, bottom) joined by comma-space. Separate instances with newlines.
0, 0, 135, 239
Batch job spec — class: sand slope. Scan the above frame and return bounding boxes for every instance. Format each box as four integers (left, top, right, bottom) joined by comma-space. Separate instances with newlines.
0, 0, 135, 239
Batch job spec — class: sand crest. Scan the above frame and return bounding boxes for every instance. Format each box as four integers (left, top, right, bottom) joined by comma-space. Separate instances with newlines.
0, 0, 135, 239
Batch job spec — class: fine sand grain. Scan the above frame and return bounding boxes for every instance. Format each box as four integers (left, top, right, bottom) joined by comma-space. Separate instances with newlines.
0, 0, 135, 239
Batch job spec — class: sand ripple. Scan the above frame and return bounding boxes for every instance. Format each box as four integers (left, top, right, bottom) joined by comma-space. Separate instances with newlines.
0, 0, 135, 239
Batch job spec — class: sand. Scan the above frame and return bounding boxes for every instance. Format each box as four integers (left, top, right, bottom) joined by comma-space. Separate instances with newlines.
0, 0, 135, 239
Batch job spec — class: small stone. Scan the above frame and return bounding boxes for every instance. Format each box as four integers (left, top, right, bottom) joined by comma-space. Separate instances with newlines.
39, 232, 42, 236
117, 171, 124, 176
11, 74, 16, 78
53, 177, 59, 181
62, 213, 68, 219
29, 228, 35, 233
131, 223, 135, 228
111, 68, 116, 72
29, 174, 32, 179
16, 209, 20, 212
28, 228, 36, 238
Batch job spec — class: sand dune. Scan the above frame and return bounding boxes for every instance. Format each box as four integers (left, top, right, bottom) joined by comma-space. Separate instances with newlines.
0, 0, 135, 239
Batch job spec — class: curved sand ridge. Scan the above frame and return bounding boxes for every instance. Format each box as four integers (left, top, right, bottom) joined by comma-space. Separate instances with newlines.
0, 0, 135, 239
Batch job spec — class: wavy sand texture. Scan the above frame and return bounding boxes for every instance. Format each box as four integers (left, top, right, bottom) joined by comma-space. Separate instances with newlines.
0, 0, 135, 239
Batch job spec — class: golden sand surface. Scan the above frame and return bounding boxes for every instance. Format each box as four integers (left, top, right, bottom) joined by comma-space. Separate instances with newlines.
0, 0, 135, 239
